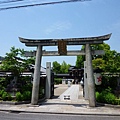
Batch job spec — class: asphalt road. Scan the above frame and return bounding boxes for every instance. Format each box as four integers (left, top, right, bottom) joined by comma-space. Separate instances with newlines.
0, 111, 120, 120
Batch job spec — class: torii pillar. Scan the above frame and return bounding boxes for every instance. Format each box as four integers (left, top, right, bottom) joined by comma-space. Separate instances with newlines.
31, 45, 42, 105
85, 44, 96, 107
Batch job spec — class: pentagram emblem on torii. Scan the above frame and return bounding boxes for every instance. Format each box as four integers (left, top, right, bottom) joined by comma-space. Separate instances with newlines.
97, 76, 102, 82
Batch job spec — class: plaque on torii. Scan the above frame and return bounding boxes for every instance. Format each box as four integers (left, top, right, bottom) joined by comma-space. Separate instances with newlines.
19, 33, 111, 107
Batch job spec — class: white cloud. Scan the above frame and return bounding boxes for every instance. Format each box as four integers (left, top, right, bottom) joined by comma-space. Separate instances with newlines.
44, 21, 72, 35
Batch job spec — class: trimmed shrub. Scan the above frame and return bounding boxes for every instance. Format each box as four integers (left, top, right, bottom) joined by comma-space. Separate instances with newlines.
96, 92, 99, 100
96, 88, 116, 104
2, 92, 8, 101
22, 91, 31, 101
115, 99, 120, 105
16, 92, 23, 101
0, 90, 5, 97
104, 92, 116, 104
0, 90, 12, 101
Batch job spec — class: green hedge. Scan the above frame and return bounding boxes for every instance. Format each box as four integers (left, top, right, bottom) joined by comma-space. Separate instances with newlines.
0, 90, 12, 101
96, 88, 120, 105
115, 99, 120, 105
16, 92, 23, 101
15, 91, 32, 101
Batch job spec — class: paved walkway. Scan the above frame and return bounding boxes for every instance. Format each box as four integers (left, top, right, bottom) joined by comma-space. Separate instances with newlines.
59, 85, 79, 100
0, 84, 120, 116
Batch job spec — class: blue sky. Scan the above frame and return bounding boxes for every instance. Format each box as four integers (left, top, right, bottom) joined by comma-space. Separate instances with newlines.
0, 0, 120, 67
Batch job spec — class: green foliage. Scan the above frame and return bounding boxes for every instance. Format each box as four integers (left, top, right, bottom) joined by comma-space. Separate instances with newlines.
76, 43, 120, 73
0, 46, 35, 77
0, 77, 7, 90
76, 55, 85, 68
7, 93, 12, 101
16, 91, 31, 101
52, 61, 70, 74
94, 44, 120, 72
16, 92, 23, 101
60, 61, 70, 73
92, 58, 105, 69
105, 92, 116, 104
76, 45, 85, 68
22, 91, 31, 101
0, 90, 12, 101
0, 75, 33, 101
96, 88, 117, 104
52, 61, 61, 74
115, 99, 120, 105
2, 92, 8, 101
22, 57, 35, 71
21, 83, 32, 92
0, 47, 24, 76
103, 50, 120, 72
0, 90, 5, 97
95, 92, 99, 100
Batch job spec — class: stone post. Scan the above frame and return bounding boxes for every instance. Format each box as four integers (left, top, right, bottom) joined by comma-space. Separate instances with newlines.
85, 44, 96, 107
84, 61, 89, 100
46, 62, 51, 99
31, 45, 42, 105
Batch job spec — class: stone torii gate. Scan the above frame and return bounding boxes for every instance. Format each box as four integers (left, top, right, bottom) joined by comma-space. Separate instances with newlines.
19, 33, 111, 107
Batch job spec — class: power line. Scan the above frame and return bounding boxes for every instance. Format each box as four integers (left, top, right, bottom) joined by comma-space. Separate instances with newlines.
0, 0, 24, 4
0, 0, 91, 11
0, 0, 30, 7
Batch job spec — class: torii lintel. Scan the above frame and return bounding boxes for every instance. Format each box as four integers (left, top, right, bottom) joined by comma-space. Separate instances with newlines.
19, 33, 112, 46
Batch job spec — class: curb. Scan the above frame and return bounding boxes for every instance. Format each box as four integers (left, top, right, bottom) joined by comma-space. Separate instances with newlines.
0, 108, 120, 116
0, 101, 30, 105
97, 102, 120, 108
0, 97, 45, 105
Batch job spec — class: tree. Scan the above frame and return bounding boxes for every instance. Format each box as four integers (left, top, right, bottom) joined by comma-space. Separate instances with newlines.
76, 43, 120, 73
52, 61, 61, 74
92, 58, 105, 70
76, 55, 85, 68
60, 61, 70, 74
0, 47, 24, 76
103, 50, 120, 72
0, 46, 35, 76
52, 61, 71, 74
76, 45, 85, 68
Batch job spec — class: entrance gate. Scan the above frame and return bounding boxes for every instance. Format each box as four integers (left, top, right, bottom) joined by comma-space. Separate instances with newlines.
19, 33, 111, 107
